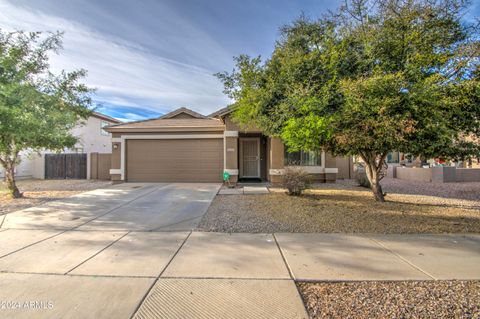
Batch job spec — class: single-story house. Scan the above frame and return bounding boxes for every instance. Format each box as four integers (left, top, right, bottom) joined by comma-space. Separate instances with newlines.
105, 107, 353, 183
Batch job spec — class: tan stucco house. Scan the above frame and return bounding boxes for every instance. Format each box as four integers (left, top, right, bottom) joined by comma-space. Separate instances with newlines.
106, 107, 353, 183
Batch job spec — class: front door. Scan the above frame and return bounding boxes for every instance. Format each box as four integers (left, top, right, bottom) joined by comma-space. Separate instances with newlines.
240, 138, 260, 178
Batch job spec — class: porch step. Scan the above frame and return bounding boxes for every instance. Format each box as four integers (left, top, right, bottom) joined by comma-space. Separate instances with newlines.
218, 186, 270, 195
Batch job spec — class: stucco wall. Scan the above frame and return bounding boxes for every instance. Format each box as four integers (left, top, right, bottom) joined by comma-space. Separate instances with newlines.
325, 153, 336, 168
456, 168, 480, 182
393, 166, 480, 183
224, 115, 262, 133
90, 153, 112, 180
31, 154, 45, 179
0, 151, 36, 179
0, 151, 42, 179
70, 116, 114, 153
225, 137, 238, 170
336, 156, 353, 179
396, 167, 432, 182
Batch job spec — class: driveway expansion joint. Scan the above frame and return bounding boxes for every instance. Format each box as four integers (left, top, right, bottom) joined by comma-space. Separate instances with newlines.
0, 229, 67, 259
367, 236, 437, 280
129, 230, 193, 319
64, 231, 131, 275
273, 233, 310, 317
272, 233, 295, 280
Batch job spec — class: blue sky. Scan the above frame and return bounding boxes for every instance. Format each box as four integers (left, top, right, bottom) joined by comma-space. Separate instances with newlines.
1, 0, 478, 122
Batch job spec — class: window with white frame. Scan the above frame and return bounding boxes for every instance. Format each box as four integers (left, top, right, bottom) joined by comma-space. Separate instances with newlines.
387, 151, 400, 163
101, 121, 109, 136
284, 149, 322, 166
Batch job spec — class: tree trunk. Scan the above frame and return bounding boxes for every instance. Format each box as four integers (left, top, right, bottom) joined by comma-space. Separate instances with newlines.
363, 157, 385, 202
4, 164, 22, 199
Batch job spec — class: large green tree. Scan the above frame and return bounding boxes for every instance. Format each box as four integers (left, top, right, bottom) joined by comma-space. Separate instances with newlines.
217, 0, 480, 201
0, 30, 93, 198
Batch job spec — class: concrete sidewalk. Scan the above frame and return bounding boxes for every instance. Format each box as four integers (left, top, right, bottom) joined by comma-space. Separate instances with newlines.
274, 233, 480, 281
1, 230, 478, 318
134, 232, 480, 318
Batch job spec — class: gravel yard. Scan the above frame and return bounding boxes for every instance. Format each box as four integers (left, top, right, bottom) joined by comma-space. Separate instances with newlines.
0, 179, 111, 215
380, 178, 480, 201
298, 281, 480, 319
198, 179, 480, 233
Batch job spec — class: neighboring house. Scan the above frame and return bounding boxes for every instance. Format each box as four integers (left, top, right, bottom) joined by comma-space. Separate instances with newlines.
106, 107, 353, 183
0, 111, 121, 180
69, 111, 122, 154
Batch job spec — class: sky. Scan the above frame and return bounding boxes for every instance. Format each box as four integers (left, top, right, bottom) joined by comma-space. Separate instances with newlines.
0, 0, 478, 122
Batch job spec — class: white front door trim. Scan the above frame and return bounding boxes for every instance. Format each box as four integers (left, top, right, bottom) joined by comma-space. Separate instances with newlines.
239, 137, 261, 178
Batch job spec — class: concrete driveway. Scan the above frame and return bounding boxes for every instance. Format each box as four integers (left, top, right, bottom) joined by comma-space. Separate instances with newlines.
0, 183, 220, 231
0, 183, 224, 319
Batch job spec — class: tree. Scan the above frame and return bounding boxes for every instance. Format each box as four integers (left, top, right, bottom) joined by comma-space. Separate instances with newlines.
0, 30, 93, 198
217, 0, 480, 201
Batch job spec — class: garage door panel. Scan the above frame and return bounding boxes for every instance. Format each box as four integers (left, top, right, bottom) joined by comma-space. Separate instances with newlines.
126, 139, 223, 182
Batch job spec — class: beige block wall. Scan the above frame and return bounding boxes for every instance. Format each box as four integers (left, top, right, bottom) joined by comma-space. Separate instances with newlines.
456, 168, 480, 182
90, 153, 112, 180
396, 167, 432, 182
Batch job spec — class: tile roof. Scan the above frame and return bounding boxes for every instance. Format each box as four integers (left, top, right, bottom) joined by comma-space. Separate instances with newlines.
159, 107, 207, 119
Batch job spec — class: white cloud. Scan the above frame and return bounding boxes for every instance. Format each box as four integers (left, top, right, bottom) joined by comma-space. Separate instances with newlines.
115, 113, 150, 122
0, 1, 232, 115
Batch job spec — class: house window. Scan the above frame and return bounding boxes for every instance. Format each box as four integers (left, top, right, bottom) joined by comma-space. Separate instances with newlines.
387, 152, 400, 163
284, 149, 322, 166
101, 121, 109, 136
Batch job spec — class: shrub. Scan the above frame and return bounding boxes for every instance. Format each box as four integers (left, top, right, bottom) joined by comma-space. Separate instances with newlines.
282, 166, 310, 196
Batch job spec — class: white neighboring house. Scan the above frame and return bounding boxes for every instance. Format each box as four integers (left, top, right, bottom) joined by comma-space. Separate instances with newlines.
0, 112, 121, 180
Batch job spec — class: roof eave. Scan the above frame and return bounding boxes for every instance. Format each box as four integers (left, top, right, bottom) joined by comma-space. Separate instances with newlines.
106, 126, 226, 133
91, 111, 122, 124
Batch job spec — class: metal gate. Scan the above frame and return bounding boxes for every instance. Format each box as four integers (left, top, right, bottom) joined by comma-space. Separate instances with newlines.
45, 154, 87, 179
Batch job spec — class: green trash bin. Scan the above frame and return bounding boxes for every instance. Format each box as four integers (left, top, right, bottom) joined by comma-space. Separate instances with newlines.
223, 171, 231, 182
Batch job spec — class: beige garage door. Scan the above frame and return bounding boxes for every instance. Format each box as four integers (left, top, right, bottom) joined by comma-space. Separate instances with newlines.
126, 139, 223, 182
